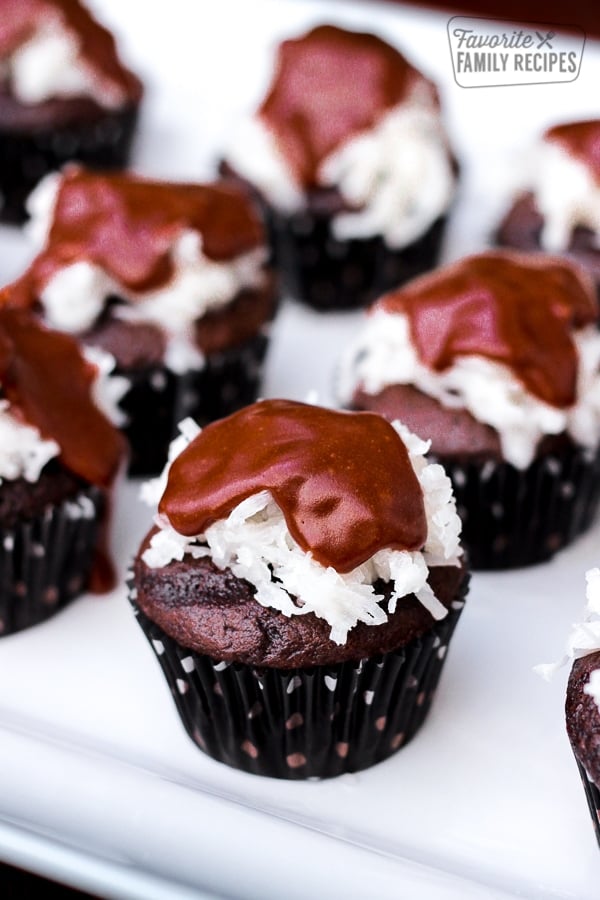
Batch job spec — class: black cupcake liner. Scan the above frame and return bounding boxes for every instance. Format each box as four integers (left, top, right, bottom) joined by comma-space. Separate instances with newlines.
129, 578, 467, 779
439, 442, 600, 570
0, 103, 139, 224
266, 209, 447, 312
0, 485, 103, 635
120, 331, 270, 477
573, 758, 600, 848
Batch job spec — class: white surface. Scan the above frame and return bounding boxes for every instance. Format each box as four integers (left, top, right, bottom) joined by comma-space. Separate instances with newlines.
0, 1, 599, 898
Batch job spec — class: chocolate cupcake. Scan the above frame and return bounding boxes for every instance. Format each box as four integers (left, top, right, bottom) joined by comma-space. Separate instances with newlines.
339, 250, 600, 570
9, 167, 277, 476
0, 306, 127, 634
0, 0, 142, 223
496, 120, 600, 295
131, 399, 468, 779
221, 24, 457, 311
539, 568, 600, 847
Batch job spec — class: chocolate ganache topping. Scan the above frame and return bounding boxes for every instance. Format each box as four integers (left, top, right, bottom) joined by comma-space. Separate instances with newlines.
378, 252, 597, 409
160, 399, 427, 573
545, 120, 600, 182
0, 0, 142, 104
10, 169, 265, 304
259, 24, 437, 189
0, 306, 124, 486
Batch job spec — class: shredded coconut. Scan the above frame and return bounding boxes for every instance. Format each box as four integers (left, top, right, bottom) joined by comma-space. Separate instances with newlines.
533, 141, 600, 252
0, 347, 128, 483
141, 418, 463, 644
0, 401, 59, 483
29, 216, 267, 374
224, 93, 455, 248
7, 14, 125, 108
338, 309, 600, 470
535, 569, 600, 692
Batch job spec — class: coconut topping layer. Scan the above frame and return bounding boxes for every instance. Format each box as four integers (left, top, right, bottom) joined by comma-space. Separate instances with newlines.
11, 170, 269, 371
529, 121, 600, 252
537, 569, 600, 709
224, 25, 455, 248
340, 252, 600, 468
0, 0, 142, 108
142, 402, 463, 644
0, 306, 126, 487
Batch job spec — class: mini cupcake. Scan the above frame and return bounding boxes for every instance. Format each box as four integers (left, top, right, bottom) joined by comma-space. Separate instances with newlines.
0, 305, 127, 634
130, 399, 468, 779
496, 120, 600, 294
339, 250, 600, 570
538, 568, 600, 847
0, 0, 142, 223
9, 167, 277, 476
221, 24, 457, 311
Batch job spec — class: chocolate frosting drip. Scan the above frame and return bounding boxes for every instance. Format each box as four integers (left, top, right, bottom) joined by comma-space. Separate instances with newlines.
0, 307, 124, 487
0, 0, 142, 103
545, 120, 600, 182
10, 169, 265, 304
259, 24, 436, 189
160, 399, 427, 574
378, 251, 597, 409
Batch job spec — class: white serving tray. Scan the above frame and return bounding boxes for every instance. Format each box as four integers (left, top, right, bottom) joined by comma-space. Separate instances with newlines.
0, 1, 598, 897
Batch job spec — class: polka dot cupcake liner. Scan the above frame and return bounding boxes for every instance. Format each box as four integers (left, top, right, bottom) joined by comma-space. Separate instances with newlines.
0, 485, 104, 636
572, 758, 600, 848
440, 441, 600, 570
129, 578, 467, 779
0, 103, 139, 224
266, 208, 447, 312
119, 330, 270, 477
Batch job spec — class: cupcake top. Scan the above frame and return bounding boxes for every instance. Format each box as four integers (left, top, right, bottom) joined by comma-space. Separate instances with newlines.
0, 305, 126, 487
140, 399, 463, 648
527, 120, 600, 252
10, 168, 271, 373
224, 24, 456, 249
0, 0, 142, 108
339, 251, 600, 468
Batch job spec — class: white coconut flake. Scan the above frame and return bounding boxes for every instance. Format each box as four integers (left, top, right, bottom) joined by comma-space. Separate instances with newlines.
535, 569, 600, 689
338, 309, 600, 470
223, 92, 455, 248
8, 15, 125, 109
82, 346, 129, 428
0, 401, 59, 483
533, 140, 600, 252
32, 224, 267, 375
142, 418, 463, 644
0, 347, 128, 484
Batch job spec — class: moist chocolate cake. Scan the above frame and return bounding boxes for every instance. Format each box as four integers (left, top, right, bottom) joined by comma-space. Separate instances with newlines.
131, 399, 468, 778
8, 168, 278, 475
221, 24, 456, 311
496, 120, 600, 296
341, 251, 600, 569
0, 0, 142, 222
566, 651, 600, 845
0, 306, 126, 634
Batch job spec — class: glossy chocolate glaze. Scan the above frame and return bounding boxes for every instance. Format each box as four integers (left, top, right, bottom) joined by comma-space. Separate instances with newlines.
378, 251, 597, 409
0, 307, 124, 487
134, 530, 468, 667
10, 170, 266, 307
0, 0, 142, 104
160, 399, 427, 573
259, 24, 437, 189
566, 651, 600, 787
545, 120, 600, 181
